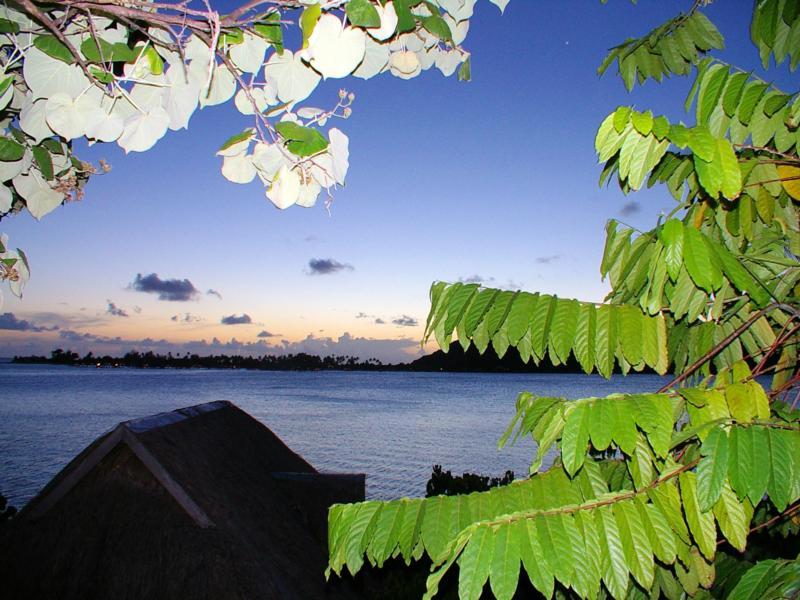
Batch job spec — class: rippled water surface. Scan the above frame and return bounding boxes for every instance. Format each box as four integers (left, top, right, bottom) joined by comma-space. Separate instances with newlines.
0, 364, 669, 506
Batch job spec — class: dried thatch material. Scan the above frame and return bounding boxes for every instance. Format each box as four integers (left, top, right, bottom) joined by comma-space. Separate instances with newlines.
0, 401, 364, 600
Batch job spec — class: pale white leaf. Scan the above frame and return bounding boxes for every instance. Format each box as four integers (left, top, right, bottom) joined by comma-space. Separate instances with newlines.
229, 32, 269, 74
14, 171, 64, 219
418, 46, 438, 70
397, 32, 424, 53
368, 1, 399, 41
266, 165, 301, 209
443, 14, 469, 45
233, 87, 269, 115
163, 67, 200, 130
439, 0, 476, 20
306, 15, 366, 79
0, 158, 24, 182
19, 97, 54, 144
353, 36, 390, 79
297, 107, 325, 120
328, 128, 349, 185
296, 178, 321, 208
199, 64, 236, 107
221, 151, 257, 184
129, 75, 167, 109
489, 0, 510, 13
389, 51, 421, 79
309, 154, 336, 188
85, 110, 124, 142
8, 247, 28, 297
263, 50, 320, 105
45, 92, 104, 140
184, 35, 212, 62
435, 49, 463, 76
252, 142, 286, 179
0, 183, 11, 213
0, 82, 12, 112
23, 47, 90, 100
118, 106, 170, 153
102, 23, 129, 45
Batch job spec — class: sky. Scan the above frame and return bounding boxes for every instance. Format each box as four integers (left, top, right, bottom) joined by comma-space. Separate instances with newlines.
0, 0, 777, 364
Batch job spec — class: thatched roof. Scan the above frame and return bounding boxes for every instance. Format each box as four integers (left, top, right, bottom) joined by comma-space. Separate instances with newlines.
0, 401, 365, 600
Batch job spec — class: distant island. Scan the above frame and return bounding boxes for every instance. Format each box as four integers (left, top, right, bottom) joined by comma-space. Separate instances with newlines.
13, 345, 641, 373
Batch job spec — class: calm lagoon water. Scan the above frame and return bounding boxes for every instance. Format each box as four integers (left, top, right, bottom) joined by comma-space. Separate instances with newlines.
0, 363, 669, 507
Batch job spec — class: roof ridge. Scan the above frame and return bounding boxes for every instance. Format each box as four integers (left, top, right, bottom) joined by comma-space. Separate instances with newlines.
124, 400, 233, 433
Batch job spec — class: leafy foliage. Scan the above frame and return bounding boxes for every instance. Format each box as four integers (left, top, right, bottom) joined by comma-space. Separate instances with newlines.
329, 2, 800, 599
0, 0, 505, 309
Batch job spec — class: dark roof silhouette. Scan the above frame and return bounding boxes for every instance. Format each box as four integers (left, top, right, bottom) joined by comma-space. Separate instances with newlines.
0, 401, 364, 600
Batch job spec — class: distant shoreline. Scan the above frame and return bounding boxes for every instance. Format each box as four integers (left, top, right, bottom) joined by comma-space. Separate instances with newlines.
11, 345, 652, 374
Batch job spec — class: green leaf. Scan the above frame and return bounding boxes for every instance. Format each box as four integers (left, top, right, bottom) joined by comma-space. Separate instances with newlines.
0, 137, 25, 162
489, 523, 521, 600
767, 427, 795, 511
458, 525, 494, 600
713, 481, 750, 552
421, 495, 453, 560
81, 37, 118, 63
717, 138, 742, 199
422, 14, 452, 42
680, 471, 717, 560
366, 501, 403, 567
505, 293, 534, 345
345, 0, 381, 27
31, 146, 54, 181
530, 294, 556, 361
697, 64, 728, 125
722, 71, 750, 116
548, 298, 579, 365
518, 520, 554, 598
631, 110, 653, 135
344, 502, 381, 575
398, 498, 424, 558
737, 82, 768, 124
596, 506, 630, 600
561, 402, 591, 476
0, 18, 19, 33
458, 57, 471, 82
648, 481, 691, 544
300, 3, 322, 48
443, 284, 479, 339
660, 219, 684, 281
595, 305, 618, 379
683, 225, 722, 292
393, 0, 417, 33
275, 121, 329, 157
613, 500, 654, 590
618, 305, 643, 366
464, 288, 498, 337
536, 514, 574, 588
33, 35, 75, 64
218, 128, 255, 152
638, 500, 677, 564
728, 560, 779, 600
688, 125, 716, 162
696, 426, 729, 511
727, 425, 754, 502
611, 396, 638, 455
573, 303, 596, 374
589, 398, 613, 451
255, 12, 284, 52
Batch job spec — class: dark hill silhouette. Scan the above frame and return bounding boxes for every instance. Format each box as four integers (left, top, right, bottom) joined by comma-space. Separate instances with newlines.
407, 344, 588, 373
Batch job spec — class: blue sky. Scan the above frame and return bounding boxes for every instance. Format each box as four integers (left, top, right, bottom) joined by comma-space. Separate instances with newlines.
0, 1, 774, 363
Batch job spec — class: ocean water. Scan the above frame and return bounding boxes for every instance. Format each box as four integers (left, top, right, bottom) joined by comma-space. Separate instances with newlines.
0, 363, 669, 507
